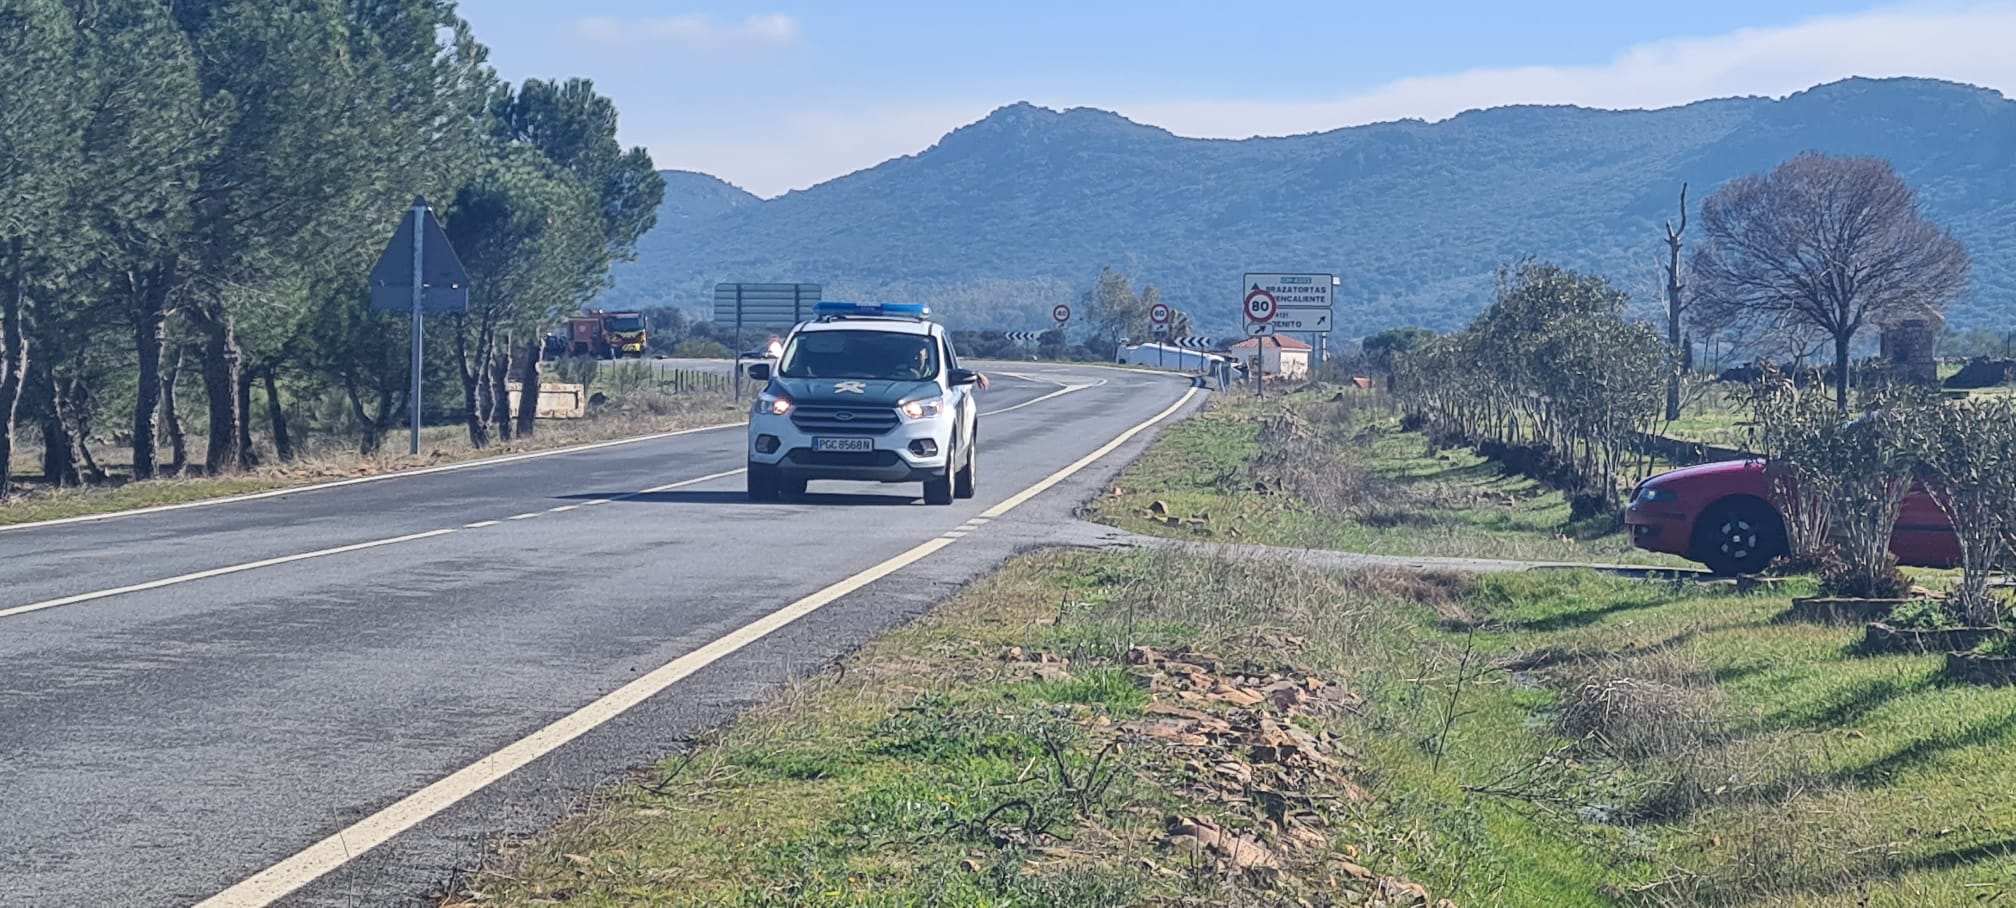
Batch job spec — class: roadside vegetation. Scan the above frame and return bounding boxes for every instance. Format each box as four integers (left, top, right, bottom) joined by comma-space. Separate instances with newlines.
0, 0, 665, 506
1083, 386, 1689, 568
448, 548, 2016, 908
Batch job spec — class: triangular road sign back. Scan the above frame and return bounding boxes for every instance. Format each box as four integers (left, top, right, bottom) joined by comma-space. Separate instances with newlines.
370, 198, 470, 313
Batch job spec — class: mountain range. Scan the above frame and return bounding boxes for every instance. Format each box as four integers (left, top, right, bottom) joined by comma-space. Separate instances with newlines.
598, 77, 2016, 339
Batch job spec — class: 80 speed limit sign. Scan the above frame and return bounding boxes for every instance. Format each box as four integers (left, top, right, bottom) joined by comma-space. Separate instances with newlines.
1243, 288, 1277, 323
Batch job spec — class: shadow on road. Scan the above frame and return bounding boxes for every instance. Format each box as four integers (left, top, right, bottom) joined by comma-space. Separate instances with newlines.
556, 490, 925, 507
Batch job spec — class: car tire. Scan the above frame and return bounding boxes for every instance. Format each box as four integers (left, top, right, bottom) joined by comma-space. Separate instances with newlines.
924, 453, 955, 506
747, 463, 781, 502
954, 436, 976, 499
1691, 498, 1786, 576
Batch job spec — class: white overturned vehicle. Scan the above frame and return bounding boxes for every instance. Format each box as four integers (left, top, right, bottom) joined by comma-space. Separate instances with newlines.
743, 302, 981, 504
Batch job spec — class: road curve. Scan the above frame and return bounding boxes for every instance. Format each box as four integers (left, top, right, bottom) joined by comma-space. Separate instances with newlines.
0, 363, 1201, 907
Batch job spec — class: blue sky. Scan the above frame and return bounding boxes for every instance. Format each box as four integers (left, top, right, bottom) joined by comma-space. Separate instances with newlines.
456, 1, 2016, 197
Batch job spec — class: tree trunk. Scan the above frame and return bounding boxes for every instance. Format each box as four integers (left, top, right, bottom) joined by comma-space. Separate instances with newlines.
131, 307, 164, 479
1665, 306, 1683, 422
264, 367, 294, 463
1833, 332, 1853, 413
1663, 186, 1688, 423
236, 363, 259, 469
489, 343, 512, 443
0, 238, 26, 496
36, 362, 80, 488
198, 314, 244, 473
163, 347, 187, 474
130, 269, 171, 481
342, 371, 382, 456
454, 319, 490, 449
515, 336, 542, 438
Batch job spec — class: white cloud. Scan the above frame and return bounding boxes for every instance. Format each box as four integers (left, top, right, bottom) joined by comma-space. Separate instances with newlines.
648, 2, 2016, 197
574, 13, 800, 49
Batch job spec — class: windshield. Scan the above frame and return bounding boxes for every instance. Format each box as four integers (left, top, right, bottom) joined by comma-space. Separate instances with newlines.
607, 316, 643, 332
778, 330, 940, 381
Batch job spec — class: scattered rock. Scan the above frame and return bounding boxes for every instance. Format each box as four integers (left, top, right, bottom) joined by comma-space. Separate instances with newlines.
1162, 815, 1279, 872
1145, 703, 1217, 723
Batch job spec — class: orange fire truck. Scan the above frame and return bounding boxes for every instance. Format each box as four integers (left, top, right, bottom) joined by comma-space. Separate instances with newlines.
561, 310, 647, 358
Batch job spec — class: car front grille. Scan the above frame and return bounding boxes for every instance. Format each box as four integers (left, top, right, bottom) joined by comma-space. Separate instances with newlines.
789, 450, 902, 468
790, 403, 900, 434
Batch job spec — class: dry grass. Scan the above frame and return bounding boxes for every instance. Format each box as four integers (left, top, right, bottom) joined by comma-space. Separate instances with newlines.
1, 390, 743, 526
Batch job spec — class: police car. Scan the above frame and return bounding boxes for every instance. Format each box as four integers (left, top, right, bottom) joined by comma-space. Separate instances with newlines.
743, 301, 980, 504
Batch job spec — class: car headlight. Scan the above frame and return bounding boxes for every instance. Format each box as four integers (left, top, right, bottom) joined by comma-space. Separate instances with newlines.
1634, 486, 1676, 503
900, 398, 944, 420
756, 391, 792, 416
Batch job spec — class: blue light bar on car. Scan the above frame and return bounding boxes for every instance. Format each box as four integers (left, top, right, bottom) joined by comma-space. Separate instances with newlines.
812, 301, 931, 320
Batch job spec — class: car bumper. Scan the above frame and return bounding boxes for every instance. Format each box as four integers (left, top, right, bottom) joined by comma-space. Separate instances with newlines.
748, 414, 953, 482
1624, 505, 1693, 558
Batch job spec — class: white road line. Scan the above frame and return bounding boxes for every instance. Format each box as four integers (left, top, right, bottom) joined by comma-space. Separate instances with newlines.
0, 530, 459, 621
0, 470, 749, 623
548, 505, 579, 513
580, 499, 613, 506
632, 469, 744, 497
980, 388, 1199, 520
984, 382, 1092, 415
192, 385, 1202, 908
0, 422, 747, 535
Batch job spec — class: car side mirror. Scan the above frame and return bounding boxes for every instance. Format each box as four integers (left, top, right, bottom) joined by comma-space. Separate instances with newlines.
746, 362, 771, 381
949, 369, 979, 386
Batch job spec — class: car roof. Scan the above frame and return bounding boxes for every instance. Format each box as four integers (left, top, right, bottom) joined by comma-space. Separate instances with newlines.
794, 318, 938, 337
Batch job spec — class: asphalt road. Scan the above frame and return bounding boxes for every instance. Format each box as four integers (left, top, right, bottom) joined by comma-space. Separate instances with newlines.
0, 363, 1202, 908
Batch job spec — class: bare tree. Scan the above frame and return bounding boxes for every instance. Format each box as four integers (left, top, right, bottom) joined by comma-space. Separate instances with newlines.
1662, 182, 1688, 421
1692, 152, 1971, 411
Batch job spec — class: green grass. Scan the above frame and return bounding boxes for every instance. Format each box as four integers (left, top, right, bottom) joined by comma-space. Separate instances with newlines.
451, 552, 1397, 907
452, 541, 2016, 908
1082, 388, 1691, 567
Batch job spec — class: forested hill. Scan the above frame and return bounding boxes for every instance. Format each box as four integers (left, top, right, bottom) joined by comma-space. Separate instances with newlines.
602, 77, 2016, 337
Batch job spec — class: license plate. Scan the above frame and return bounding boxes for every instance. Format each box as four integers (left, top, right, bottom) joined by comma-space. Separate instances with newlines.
814, 437, 874, 452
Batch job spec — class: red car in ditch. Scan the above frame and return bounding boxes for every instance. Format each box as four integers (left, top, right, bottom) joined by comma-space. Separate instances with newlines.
1624, 459, 1960, 575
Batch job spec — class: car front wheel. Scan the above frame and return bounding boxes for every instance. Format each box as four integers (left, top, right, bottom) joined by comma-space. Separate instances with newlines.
1691, 498, 1786, 576
954, 435, 976, 499
747, 463, 781, 502
924, 449, 956, 506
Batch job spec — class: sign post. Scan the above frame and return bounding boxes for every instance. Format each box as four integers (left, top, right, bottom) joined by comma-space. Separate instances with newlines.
714, 282, 822, 397
1242, 272, 1334, 394
1242, 286, 1277, 397
369, 197, 469, 456
1150, 302, 1171, 367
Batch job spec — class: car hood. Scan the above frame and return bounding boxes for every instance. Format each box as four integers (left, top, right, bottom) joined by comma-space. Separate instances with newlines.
1636, 457, 1767, 492
771, 377, 939, 406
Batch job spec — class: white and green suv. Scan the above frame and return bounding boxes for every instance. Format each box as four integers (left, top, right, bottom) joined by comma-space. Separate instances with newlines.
743, 302, 980, 504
